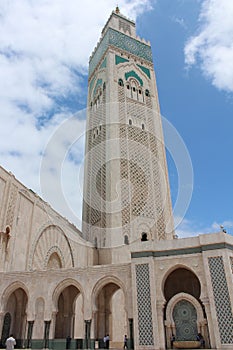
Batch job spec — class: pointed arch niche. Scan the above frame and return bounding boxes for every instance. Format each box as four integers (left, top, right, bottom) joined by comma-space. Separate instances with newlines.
92, 278, 128, 348
1, 287, 28, 346
29, 225, 74, 271
53, 281, 84, 340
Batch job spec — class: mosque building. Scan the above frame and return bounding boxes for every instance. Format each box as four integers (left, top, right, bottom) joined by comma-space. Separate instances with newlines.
0, 7, 233, 350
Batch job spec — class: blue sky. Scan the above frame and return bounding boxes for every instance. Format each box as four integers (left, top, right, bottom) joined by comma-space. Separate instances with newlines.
0, 0, 232, 237
138, 0, 233, 236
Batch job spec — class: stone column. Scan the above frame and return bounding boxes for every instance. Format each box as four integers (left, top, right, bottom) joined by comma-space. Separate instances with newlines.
91, 311, 97, 340
85, 320, 92, 349
0, 312, 6, 346
164, 322, 174, 349
26, 321, 34, 348
44, 321, 51, 349
201, 297, 215, 349
156, 300, 166, 350
128, 318, 134, 349
50, 312, 57, 339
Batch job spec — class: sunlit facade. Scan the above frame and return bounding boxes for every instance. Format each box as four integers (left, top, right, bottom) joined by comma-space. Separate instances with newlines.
0, 8, 233, 350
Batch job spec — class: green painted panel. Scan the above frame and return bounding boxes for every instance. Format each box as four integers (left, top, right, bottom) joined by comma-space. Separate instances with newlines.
137, 64, 151, 79
93, 78, 102, 97
89, 76, 96, 93
115, 55, 129, 65
125, 70, 143, 86
100, 57, 107, 69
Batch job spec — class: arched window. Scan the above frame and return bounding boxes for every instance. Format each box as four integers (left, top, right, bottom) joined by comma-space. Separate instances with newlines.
129, 119, 132, 126
145, 89, 150, 97
142, 124, 145, 130
124, 235, 129, 245
47, 252, 62, 269
138, 88, 144, 102
118, 78, 124, 87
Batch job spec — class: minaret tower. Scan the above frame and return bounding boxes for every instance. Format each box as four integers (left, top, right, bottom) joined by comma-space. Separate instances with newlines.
82, 7, 174, 247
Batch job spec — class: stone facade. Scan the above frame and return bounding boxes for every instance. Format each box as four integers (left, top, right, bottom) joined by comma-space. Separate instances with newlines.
82, 8, 174, 249
0, 8, 233, 350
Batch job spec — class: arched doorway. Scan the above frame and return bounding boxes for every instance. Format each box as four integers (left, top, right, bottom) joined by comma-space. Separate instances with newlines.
94, 282, 127, 348
172, 299, 198, 340
55, 285, 81, 339
163, 268, 209, 349
1, 288, 28, 347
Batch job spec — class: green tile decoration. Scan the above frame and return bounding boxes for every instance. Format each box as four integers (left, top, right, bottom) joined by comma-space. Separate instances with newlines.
125, 70, 143, 86
89, 28, 152, 76
137, 64, 151, 79
115, 55, 129, 65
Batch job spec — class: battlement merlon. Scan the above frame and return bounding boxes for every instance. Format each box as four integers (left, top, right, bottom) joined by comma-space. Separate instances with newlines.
88, 8, 152, 77
101, 9, 136, 38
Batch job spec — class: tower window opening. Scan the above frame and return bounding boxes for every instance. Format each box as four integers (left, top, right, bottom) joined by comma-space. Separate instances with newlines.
139, 89, 142, 94
126, 84, 130, 90
142, 124, 145, 130
145, 89, 150, 97
124, 235, 129, 245
103, 82, 106, 90
132, 87, 136, 92
129, 119, 132, 126
118, 78, 124, 87
141, 232, 148, 241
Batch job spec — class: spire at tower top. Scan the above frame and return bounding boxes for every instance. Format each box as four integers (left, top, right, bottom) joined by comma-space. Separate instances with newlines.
115, 5, 120, 14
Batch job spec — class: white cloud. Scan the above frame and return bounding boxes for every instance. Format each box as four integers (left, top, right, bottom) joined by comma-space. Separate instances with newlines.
184, 0, 233, 92
175, 217, 233, 238
171, 16, 187, 29
0, 1, 155, 228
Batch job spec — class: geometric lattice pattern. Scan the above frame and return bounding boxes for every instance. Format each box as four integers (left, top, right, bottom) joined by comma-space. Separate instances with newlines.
173, 300, 198, 341
208, 256, 233, 344
135, 263, 154, 345
118, 89, 168, 239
